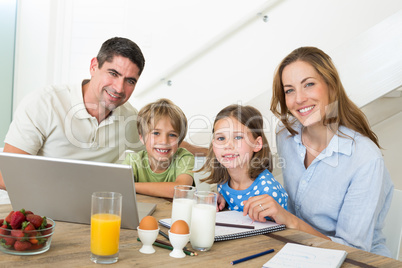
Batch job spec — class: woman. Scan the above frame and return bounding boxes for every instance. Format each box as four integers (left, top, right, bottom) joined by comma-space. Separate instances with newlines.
243, 47, 393, 257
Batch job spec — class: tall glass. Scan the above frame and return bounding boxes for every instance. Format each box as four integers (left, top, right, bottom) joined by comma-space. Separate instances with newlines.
190, 191, 217, 251
171, 185, 196, 227
90, 192, 122, 264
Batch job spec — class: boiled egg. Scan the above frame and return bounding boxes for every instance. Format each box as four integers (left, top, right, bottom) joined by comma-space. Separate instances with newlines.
170, 220, 189, 234
139, 216, 158, 230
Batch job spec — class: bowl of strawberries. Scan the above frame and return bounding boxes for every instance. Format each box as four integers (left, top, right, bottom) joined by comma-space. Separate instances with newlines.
0, 209, 55, 255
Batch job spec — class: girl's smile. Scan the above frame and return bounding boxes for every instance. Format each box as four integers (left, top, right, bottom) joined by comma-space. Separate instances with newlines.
213, 116, 261, 170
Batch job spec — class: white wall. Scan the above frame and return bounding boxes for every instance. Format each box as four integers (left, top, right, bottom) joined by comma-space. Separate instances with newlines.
13, 0, 402, 146
12, 0, 402, 187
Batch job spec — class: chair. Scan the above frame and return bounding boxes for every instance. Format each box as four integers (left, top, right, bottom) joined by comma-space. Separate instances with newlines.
383, 188, 402, 260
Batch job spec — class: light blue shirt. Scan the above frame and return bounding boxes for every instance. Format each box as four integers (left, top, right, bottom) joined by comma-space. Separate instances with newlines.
276, 121, 393, 257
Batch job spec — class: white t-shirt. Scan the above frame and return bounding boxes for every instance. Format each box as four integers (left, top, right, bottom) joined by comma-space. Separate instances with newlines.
5, 81, 144, 163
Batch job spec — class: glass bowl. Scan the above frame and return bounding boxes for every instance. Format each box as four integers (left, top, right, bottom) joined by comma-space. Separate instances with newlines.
0, 218, 55, 255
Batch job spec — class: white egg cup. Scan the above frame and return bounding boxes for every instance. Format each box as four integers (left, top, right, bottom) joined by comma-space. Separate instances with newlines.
168, 230, 190, 258
137, 227, 159, 254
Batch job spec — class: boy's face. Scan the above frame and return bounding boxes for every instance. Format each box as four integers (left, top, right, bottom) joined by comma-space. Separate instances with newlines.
140, 117, 180, 172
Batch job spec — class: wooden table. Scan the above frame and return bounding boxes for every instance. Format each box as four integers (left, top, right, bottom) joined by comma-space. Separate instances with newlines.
0, 195, 401, 267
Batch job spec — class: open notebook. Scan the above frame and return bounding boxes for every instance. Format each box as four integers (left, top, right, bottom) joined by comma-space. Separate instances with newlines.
263, 243, 347, 268
159, 210, 285, 241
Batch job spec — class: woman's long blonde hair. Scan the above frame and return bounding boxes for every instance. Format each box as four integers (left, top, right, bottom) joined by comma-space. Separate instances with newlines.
270, 46, 380, 148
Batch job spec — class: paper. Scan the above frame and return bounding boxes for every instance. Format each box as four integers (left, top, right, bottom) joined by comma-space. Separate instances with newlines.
263, 243, 347, 268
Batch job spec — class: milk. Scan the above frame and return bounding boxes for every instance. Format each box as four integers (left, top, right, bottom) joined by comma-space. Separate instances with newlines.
171, 198, 195, 227
190, 203, 216, 251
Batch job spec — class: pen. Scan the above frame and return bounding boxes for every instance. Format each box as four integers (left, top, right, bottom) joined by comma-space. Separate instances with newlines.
230, 249, 275, 265
215, 222, 255, 229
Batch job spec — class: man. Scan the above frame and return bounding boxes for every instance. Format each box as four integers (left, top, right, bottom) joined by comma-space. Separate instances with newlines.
1, 37, 205, 190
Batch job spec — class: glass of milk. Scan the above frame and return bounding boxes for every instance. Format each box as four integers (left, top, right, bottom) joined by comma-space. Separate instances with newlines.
171, 185, 196, 227
190, 191, 217, 251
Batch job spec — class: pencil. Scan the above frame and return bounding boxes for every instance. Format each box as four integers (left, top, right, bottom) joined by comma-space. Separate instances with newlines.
215, 222, 255, 229
136, 237, 197, 256
230, 249, 274, 265
159, 229, 170, 240
155, 239, 197, 255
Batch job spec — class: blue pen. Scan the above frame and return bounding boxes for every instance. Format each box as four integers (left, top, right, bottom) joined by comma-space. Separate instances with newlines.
230, 249, 275, 265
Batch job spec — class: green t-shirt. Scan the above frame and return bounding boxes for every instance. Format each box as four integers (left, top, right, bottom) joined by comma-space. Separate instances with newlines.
122, 148, 194, 183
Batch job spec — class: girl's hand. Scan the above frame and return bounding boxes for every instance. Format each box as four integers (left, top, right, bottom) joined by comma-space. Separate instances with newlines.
216, 193, 226, 212
243, 194, 297, 228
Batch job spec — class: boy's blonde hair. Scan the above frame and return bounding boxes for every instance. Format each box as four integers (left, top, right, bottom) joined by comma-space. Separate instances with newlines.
201, 104, 272, 185
137, 98, 188, 145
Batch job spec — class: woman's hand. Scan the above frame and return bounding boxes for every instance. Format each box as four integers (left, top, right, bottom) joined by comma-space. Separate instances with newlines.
216, 193, 226, 212
243, 194, 296, 228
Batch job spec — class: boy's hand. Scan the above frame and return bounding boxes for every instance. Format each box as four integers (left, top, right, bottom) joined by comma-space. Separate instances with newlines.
216, 193, 226, 212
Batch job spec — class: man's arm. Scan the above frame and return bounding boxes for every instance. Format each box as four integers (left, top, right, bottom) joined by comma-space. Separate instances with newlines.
0, 143, 30, 189
180, 141, 208, 157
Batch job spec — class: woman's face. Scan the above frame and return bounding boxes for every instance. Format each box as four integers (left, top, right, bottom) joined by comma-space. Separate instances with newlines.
282, 60, 330, 127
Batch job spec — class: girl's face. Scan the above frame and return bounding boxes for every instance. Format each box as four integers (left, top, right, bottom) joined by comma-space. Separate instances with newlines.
140, 116, 179, 172
212, 116, 262, 170
282, 60, 330, 127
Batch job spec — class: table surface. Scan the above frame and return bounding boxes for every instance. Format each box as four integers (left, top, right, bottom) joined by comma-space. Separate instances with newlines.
0, 194, 401, 268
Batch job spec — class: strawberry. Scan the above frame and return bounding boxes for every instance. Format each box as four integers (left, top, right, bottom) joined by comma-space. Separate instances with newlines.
25, 210, 34, 215
22, 222, 36, 233
5, 211, 14, 224
30, 243, 44, 250
0, 224, 10, 236
10, 210, 26, 229
29, 235, 39, 245
0, 237, 16, 248
26, 214, 43, 229
10, 229, 27, 241
14, 240, 32, 251
41, 223, 53, 236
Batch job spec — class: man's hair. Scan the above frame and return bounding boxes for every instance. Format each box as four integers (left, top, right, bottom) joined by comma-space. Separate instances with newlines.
97, 37, 145, 75
137, 98, 188, 145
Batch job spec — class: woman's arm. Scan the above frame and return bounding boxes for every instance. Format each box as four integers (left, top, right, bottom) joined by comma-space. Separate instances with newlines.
243, 194, 330, 240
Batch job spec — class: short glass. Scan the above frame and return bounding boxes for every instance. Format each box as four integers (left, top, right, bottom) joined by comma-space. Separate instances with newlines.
171, 185, 196, 227
90, 192, 122, 264
190, 191, 217, 251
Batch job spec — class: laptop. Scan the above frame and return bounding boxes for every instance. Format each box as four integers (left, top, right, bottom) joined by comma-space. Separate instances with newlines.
0, 152, 156, 229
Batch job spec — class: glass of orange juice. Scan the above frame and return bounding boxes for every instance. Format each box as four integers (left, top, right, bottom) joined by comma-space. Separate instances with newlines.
90, 192, 122, 264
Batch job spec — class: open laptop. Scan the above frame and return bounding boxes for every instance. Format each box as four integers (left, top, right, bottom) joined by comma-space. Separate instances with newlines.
0, 152, 156, 229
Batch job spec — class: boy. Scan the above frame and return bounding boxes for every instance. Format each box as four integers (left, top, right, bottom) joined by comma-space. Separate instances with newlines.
123, 98, 194, 198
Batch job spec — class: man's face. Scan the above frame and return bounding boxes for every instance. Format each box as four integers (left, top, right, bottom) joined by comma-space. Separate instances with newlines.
88, 55, 141, 113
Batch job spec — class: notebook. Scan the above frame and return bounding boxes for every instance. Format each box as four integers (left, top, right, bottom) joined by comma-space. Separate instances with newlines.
159, 210, 286, 241
263, 243, 347, 268
0, 152, 156, 229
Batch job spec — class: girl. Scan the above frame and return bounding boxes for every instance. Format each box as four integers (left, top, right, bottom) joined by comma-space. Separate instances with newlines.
201, 104, 288, 214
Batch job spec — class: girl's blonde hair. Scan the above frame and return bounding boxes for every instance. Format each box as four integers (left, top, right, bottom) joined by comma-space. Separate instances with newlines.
201, 104, 272, 185
270, 46, 380, 148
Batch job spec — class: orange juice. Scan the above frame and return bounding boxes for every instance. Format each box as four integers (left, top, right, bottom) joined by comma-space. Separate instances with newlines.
91, 213, 121, 256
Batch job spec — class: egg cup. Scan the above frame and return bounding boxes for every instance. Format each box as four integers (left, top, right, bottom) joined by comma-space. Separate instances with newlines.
137, 227, 159, 254
168, 230, 190, 258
